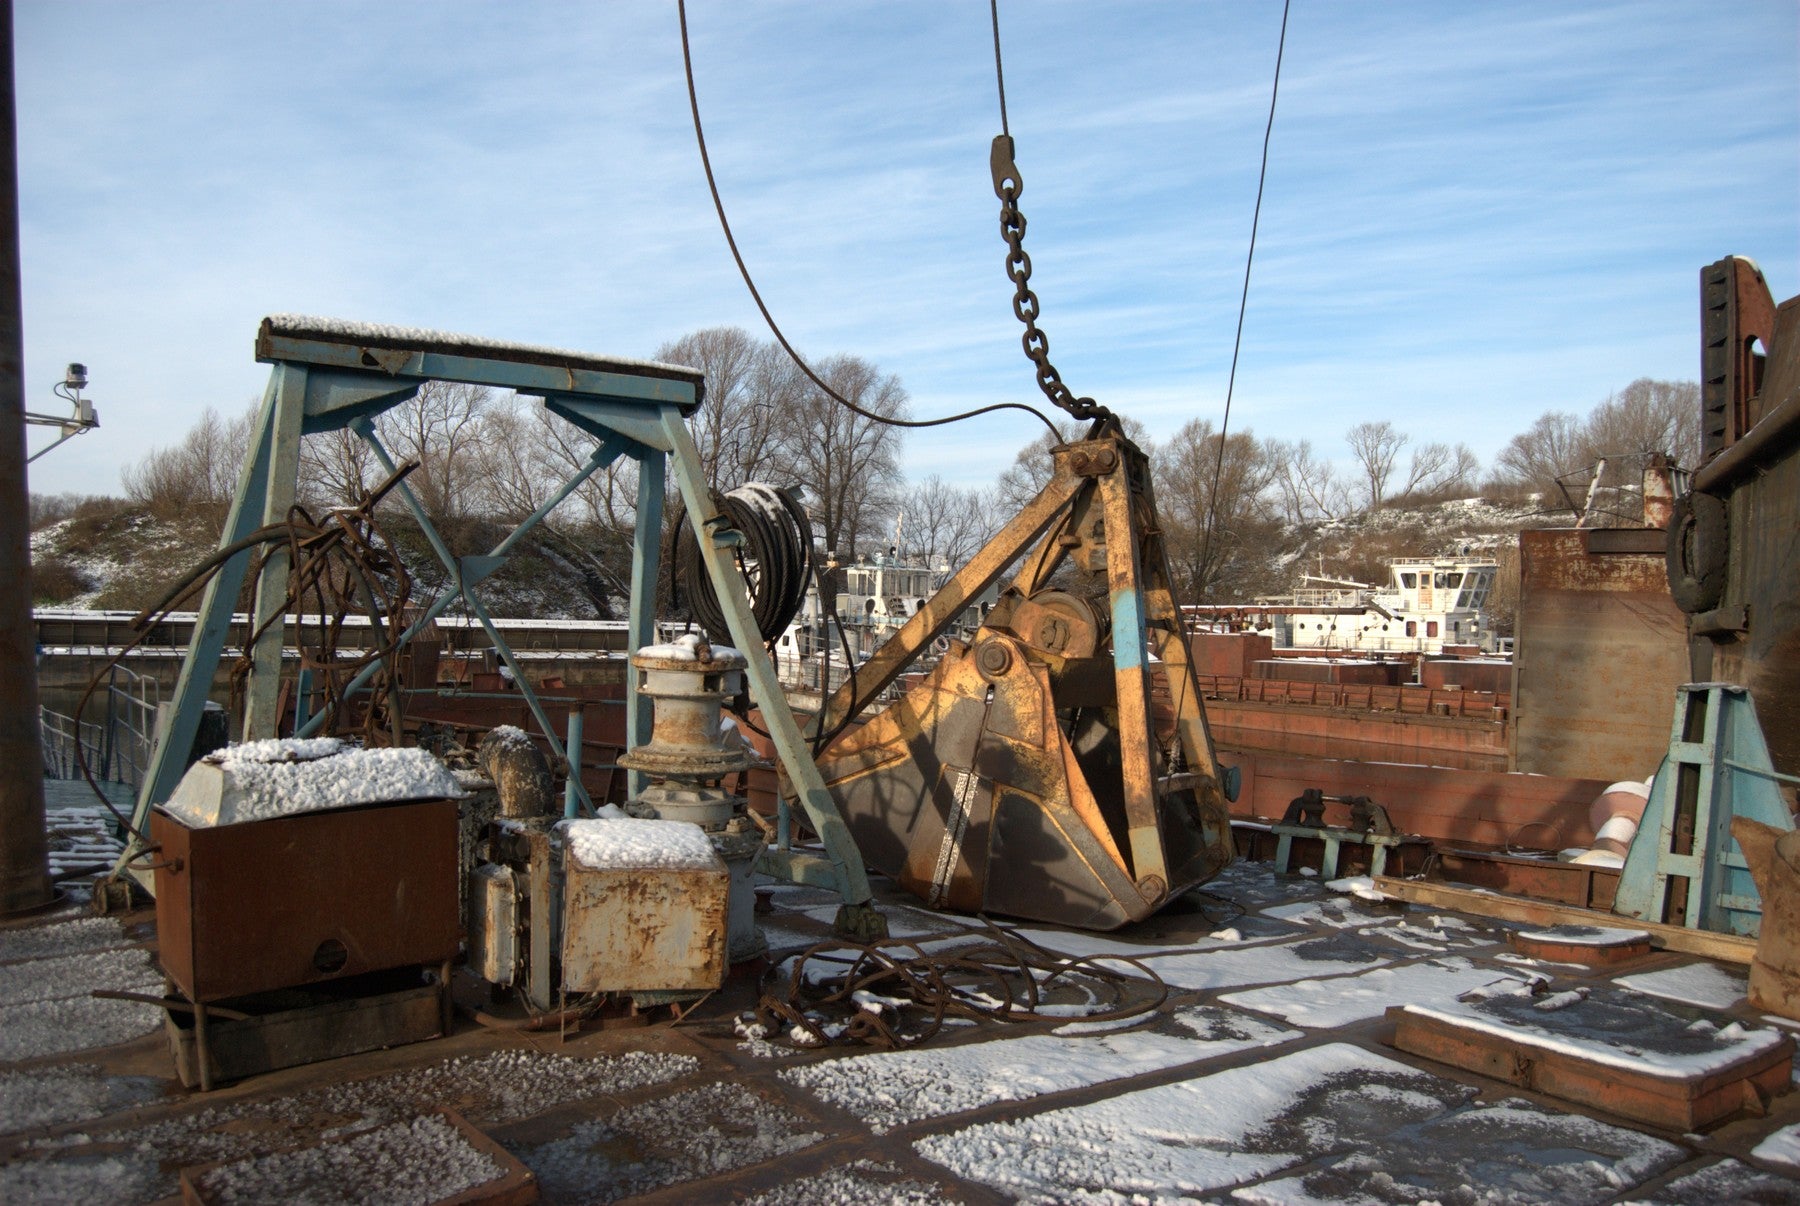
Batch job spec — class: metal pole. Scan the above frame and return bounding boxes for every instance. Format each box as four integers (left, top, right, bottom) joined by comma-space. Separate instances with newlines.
564, 708, 584, 819
0, 0, 55, 915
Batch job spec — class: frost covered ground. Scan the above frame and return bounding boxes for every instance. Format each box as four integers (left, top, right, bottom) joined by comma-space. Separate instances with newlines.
3, 852, 1800, 1204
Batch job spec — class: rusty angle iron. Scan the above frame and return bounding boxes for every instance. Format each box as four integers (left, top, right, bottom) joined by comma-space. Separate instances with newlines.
810, 433, 1236, 930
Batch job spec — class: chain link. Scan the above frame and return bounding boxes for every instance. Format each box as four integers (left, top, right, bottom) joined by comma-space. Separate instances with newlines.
991, 135, 1112, 426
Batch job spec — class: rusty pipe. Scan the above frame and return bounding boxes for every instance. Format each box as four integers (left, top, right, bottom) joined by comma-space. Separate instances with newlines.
1693, 383, 1800, 497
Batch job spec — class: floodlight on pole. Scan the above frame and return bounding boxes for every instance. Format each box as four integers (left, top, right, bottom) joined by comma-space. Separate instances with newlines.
24, 361, 100, 463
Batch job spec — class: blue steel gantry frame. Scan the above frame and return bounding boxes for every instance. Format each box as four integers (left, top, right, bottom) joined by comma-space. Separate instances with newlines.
115, 316, 875, 916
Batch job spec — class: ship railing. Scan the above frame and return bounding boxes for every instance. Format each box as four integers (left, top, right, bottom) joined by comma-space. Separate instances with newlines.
1195, 674, 1510, 720
37, 664, 158, 790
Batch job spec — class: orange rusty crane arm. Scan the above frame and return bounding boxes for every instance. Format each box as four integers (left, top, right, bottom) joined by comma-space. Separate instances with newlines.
815, 457, 1087, 736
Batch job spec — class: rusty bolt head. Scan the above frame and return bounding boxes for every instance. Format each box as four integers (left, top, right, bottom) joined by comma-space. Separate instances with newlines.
1070, 449, 1091, 473
976, 641, 1014, 678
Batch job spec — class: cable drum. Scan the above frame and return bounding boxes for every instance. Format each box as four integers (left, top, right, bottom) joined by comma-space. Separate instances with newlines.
673, 482, 814, 645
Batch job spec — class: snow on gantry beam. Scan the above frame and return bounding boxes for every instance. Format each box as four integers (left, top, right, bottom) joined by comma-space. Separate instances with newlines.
255, 314, 705, 412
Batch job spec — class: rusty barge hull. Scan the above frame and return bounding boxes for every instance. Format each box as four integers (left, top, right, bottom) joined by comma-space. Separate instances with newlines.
1227, 749, 1607, 852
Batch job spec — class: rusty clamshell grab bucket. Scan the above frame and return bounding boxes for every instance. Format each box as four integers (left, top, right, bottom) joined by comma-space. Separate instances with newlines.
810, 433, 1237, 930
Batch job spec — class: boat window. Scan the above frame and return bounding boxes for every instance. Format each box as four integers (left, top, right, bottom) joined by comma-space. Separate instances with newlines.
1401, 573, 1417, 588
1406, 621, 1417, 637
1427, 621, 1439, 638
1446, 573, 1463, 588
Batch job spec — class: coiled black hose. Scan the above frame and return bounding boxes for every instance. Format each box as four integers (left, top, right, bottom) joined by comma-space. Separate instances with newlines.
673, 482, 813, 645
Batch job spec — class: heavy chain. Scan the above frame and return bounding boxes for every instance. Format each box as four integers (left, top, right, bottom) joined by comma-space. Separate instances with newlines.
991, 135, 1112, 426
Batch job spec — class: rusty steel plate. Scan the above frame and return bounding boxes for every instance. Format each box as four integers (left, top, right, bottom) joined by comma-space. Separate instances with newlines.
153, 797, 460, 1003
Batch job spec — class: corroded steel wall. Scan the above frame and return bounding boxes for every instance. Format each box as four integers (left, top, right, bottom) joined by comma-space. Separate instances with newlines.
1511, 528, 1689, 783
1694, 287, 1800, 781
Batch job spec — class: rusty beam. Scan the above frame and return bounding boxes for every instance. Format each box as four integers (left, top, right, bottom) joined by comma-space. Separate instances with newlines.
1374, 875, 1758, 963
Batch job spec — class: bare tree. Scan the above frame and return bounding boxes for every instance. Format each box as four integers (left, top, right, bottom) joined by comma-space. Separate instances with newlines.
300, 426, 378, 511
1266, 438, 1351, 524
773, 354, 907, 558
1488, 411, 1584, 500
655, 327, 796, 490
1345, 420, 1407, 512
1584, 378, 1701, 469
995, 422, 1082, 511
900, 474, 998, 569
374, 380, 496, 533
1153, 418, 1281, 602
122, 403, 256, 530
1394, 441, 1481, 503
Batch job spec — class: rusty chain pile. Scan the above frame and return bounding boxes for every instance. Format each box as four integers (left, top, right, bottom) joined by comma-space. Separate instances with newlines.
752, 920, 1167, 1050
74, 463, 420, 837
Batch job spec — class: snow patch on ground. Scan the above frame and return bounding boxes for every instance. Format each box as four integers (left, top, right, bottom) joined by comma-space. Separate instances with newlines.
782, 1004, 1298, 1132
0, 1064, 165, 1134
0, 916, 131, 963
914, 1042, 1472, 1202
1518, 923, 1651, 947
1750, 1121, 1800, 1170
0, 1150, 164, 1203
1234, 1096, 1682, 1205
1627, 1157, 1800, 1203
189, 1113, 503, 1206
0, 946, 159, 1008
22, 1048, 697, 1198
1263, 895, 1403, 930
508, 1082, 823, 1203
740, 1158, 953, 1206
1144, 934, 1394, 992
1615, 961, 1747, 1011
1222, 958, 1533, 1029
0, 938, 162, 1061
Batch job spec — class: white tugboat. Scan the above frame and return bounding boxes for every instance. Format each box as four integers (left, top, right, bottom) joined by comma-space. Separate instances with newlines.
1187, 554, 1504, 656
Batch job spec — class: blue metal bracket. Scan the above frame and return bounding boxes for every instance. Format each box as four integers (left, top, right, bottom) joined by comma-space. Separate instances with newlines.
1614, 683, 1793, 936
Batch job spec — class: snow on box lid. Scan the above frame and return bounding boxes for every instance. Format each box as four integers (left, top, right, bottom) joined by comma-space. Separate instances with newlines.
561, 817, 721, 872
161, 737, 466, 828
634, 632, 743, 663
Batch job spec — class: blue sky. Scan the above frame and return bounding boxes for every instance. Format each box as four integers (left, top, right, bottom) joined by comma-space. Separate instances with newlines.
16, 1, 1799, 498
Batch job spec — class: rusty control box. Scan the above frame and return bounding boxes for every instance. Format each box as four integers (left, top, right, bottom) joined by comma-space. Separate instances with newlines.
560, 819, 729, 995
152, 798, 460, 1003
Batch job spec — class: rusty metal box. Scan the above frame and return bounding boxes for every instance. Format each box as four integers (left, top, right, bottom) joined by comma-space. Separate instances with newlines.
152, 797, 460, 1003
560, 844, 728, 994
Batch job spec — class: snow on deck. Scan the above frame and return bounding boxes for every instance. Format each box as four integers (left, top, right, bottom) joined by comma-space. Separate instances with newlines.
914, 1042, 1475, 1199
781, 1004, 1298, 1133
1220, 957, 1534, 1029
1616, 960, 1748, 1011
562, 816, 720, 871
187, 1114, 504, 1206
1143, 932, 1395, 991
1401, 983, 1786, 1080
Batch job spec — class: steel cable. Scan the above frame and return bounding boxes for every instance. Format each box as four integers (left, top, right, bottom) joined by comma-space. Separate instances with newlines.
753, 917, 1170, 1050
71, 465, 419, 840
672, 482, 813, 646
676, 0, 1062, 440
